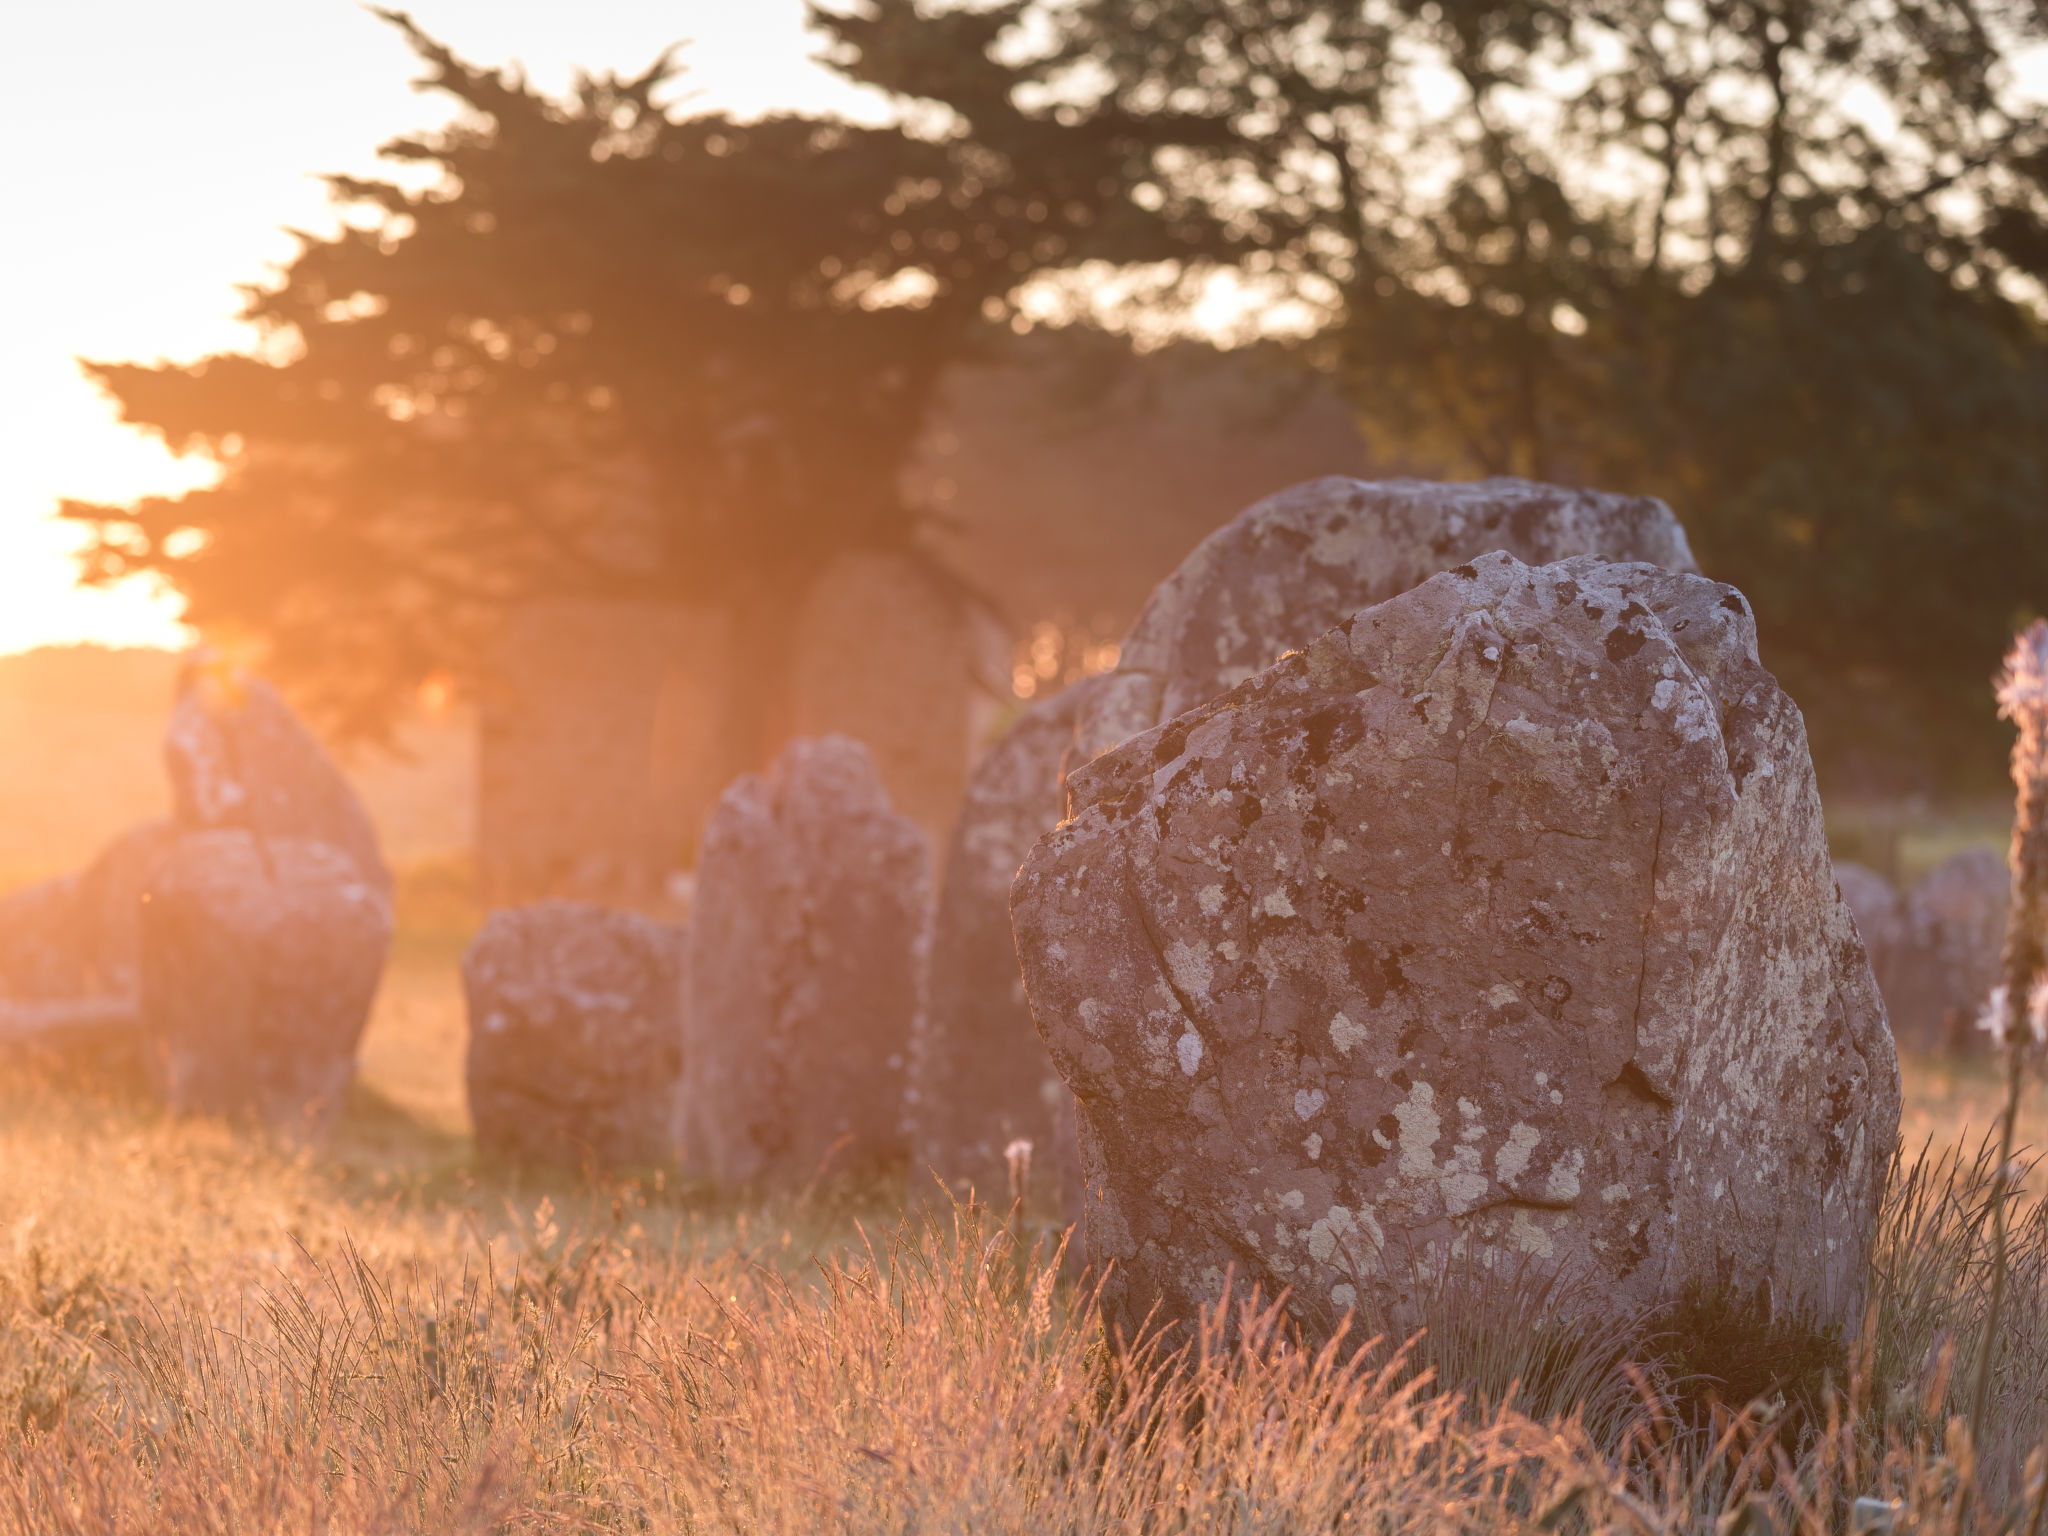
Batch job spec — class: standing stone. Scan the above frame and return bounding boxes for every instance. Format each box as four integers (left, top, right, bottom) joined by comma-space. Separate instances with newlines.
1077, 477, 1698, 758
1886, 848, 2007, 1053
1834, 861, 1903, 964
1013, 553, 1898, 1351
0, 876, 87, 1001
684, 736, 930, 1184
166, 662, 391, 896
910, 676, 1106, 1207
73, 820, 179, 996
463, 903, 689, 1166
139, 830, 393, 1133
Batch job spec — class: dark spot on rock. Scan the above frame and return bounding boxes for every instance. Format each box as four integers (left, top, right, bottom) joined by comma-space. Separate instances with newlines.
1152, 720, 1191, 765
1450, 563, 1478, 580
1235, 793, 1264, 831
1604, 1061, 1673, 1107
1360, 1138, 1387, 1168
1303, 702, 1362, 765
1605, 626, 1647, 663
1719, 592, 1748, 617
1537, 974, 1574, 1020
1376, 1111, 1401, 1143
1349, 940, 1413, 1006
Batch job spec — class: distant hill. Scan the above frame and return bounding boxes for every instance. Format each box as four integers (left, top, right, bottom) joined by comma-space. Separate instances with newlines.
0, 646, 474, 889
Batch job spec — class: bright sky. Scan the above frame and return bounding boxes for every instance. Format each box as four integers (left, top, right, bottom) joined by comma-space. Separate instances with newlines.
0, 1, 869, 656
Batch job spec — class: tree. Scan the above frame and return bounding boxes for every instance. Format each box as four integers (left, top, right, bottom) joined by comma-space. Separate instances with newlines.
818, 0, 2048, 789
65, 9, 1186, 749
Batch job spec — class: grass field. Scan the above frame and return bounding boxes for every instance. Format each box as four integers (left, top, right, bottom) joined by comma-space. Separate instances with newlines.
2, 932, 2046, 1532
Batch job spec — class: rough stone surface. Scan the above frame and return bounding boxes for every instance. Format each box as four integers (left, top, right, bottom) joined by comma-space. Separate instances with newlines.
910, 677, 1105, 1207
684, 736, 930, 1184
464, 902, 689, 1166
166, 665, 391, 896
139, 830, 393, 1133
1885, 849, 2007, 1053
1013, 553, 1898, 1350
1077, 476, 1698, 759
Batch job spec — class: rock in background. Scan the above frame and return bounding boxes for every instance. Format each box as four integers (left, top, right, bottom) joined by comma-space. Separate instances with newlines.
1834, 860, 1904, 964
1885, 848, 2008, 1052
1013, 553, 1898, 1351
1077, 476, 1698, 758
684, 736, 930, 1184
910, 677, 1105, 1208
139, 830, 392, 1134
165, 662, 392, 898
464, 902, 688, 1166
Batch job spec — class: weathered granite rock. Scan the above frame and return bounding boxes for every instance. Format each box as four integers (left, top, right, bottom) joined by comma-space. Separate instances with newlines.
166, 662, 391, 896
910, 677, 1106, 1208
683, 736, 930, 1184
1885, 849, 2007, 1053
138, 830, 392, 1132
464, 902, 689, 1166
1077, 477, 1698, 758
1834, 861, 1903, 964
1013, 553, 1898, 1350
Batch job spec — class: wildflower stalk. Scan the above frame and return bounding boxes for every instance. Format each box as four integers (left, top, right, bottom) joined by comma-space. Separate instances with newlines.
1971, 620, 2048, 1450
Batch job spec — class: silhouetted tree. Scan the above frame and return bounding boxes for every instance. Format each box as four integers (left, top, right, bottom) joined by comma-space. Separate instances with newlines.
820, 0, 2048, 788
66, 10, 1189, 747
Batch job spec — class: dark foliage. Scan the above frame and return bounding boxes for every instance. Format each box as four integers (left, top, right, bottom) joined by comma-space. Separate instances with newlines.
64, 10, 1187, 742
823, 0, 2048, 789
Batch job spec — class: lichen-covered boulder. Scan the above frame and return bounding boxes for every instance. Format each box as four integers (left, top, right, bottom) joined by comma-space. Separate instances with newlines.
1013, 553, 1898, 1350
910, 677, 1105, 1207
683, 736, 930, 1184
139, 830, 392, 1134
166, 662, 390, 896
1077, 477, 1697, 758
1886, 849, 2007, 1053
464, 902, 689, 1166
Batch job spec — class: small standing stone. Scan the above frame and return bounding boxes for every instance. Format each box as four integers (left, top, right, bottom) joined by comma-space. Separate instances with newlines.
1013, 553, 1897, 1351
165, 661, 391, 896
683, 736, 929, 1184
464, 902, 689, 1166
139, 830, 393, 1133
1886, 848, 2008, 1052
910, 677, 1105, 1209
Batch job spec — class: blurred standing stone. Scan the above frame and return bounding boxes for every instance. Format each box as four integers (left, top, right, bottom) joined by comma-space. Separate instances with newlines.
166, 661, 391, 896
463, 902, 688, 1166
1834, 860, 1904, 972
1014, 553, 1897, 1351
910, 677, 1105, 1209
1886, 848, 2008, 1052
139, 830, 392, 1134
0, 876, 87, 1001
684, 736, 929, 1184
1077, 476, 1698, 758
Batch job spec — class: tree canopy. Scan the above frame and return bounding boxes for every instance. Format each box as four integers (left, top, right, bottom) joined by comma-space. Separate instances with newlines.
67, 9, 1186, 740
818, 0, 2048, 788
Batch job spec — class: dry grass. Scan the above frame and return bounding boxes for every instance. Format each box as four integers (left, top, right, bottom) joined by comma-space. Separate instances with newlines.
1, 950, 2045, 1531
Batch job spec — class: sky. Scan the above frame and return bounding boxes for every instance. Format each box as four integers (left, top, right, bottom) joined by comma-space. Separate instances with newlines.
0, 1, 871, 656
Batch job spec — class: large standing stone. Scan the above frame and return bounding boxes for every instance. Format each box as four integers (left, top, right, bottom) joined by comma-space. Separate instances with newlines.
1885, 849, 2007, 1053
0, 876, 87, 1001
683, 736, 930, 1184
910, 677, 1106, 1206
166, 663, 391, 896
1077, 477, 1698, 758
139, 830, 393, 1133
1013, 553, 1898, 1350
463, 903, 689, 1166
